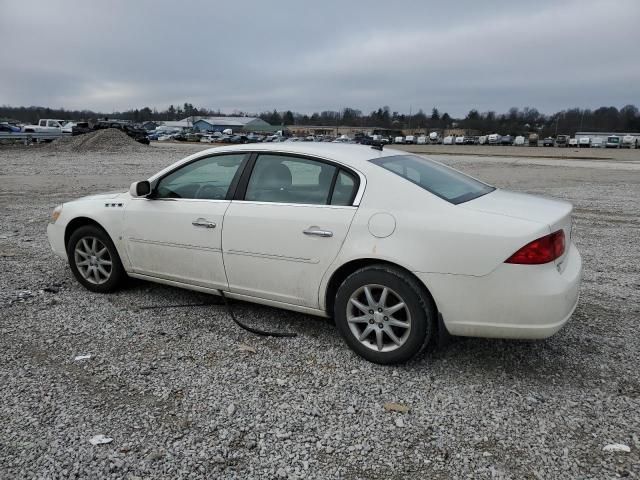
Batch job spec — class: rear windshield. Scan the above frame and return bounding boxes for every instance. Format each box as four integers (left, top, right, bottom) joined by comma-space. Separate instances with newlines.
370, 154, 495, 204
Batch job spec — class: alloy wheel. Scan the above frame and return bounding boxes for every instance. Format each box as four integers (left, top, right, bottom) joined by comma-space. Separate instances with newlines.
74, 236, 112, 285
346, 284, 412, 352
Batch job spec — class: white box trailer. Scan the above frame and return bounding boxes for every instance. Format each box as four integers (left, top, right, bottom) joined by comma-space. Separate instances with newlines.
576, 131, 640, 148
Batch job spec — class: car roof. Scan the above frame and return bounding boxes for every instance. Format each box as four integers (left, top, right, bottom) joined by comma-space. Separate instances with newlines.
196, 142, 404, 166
148, 143, 411, 184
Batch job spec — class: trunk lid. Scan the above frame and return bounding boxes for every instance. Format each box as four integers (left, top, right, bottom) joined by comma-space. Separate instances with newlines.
461, 189, 573, 268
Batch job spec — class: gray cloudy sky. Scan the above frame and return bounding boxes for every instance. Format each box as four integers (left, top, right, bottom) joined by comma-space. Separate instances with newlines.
2, 0, 639, 116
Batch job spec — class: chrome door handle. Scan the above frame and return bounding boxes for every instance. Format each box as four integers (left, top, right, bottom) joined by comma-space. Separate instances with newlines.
192, 218, 216, 229
303, 227, 333, 237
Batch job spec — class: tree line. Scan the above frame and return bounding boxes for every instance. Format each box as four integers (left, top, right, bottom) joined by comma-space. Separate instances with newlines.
1, 103, 638, 136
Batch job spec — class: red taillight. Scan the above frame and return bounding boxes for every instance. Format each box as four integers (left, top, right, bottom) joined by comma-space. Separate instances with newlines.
505, 230, 565, 265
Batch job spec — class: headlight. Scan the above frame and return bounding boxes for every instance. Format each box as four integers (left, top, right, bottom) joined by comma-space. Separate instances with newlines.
51, 204, 63, 223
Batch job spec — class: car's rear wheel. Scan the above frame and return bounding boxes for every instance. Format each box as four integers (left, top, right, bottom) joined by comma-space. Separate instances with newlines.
334, 266, 436, 364
67, 225, 125, 293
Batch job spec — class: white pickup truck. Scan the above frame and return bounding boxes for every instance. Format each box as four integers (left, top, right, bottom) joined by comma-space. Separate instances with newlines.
22, 119, 68, 133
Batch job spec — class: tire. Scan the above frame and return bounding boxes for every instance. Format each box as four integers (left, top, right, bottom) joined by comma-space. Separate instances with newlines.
334, 265, 436, 364
66, 225, 126, 293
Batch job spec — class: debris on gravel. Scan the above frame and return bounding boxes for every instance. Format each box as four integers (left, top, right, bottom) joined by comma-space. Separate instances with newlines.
603, 444, 631, 453
89, 435, 114, 446
48, 128, 148, 154
1, 144, 639, 479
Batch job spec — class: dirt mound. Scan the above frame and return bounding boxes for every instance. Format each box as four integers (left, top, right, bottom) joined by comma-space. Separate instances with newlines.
48, 128, 148, 153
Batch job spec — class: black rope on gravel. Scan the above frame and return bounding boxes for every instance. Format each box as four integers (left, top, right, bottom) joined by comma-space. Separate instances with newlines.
137, 293, 297, 338
219, 291, 297, 338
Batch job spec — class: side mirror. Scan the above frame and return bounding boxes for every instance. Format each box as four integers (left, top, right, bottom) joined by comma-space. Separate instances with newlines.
129, 180, 151, 198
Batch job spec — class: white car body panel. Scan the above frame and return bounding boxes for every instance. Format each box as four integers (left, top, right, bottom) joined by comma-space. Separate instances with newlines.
47, 143, 582, 341
222, 202, 356, 307
123, 198, 230, 289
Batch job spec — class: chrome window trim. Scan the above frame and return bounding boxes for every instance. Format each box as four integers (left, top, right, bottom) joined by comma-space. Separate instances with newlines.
256, 150, 366, 207
231, 200, 357, 209
130, 197, 231, 204
148, 148, 367, 207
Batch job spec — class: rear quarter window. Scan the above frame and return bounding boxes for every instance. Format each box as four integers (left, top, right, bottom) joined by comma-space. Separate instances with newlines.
370, 154, 494, 204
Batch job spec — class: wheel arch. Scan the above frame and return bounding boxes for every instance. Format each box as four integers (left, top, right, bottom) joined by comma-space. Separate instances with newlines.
323, 258, 438, 318
64, 216, 110, 248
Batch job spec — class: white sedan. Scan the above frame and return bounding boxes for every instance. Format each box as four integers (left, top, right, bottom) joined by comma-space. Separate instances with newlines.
47, 143, 582, 364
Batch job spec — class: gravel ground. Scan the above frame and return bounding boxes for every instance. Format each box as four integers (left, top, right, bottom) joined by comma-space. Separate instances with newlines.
1, 143, 639, 479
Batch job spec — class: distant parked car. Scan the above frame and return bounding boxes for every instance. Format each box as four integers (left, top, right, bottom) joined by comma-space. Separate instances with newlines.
443, 136, 454, 145
528, 133, 539, 146
455, 136, 465, 145
416, 135, 427, 145
514, 136, 526, 146
393, 136, 405, 144
500, 135, 514, 146
247, 134, 265, 143
478, 135, 488, 145
404, 135, 416, 145
488, 134, 501, 145
229, 135, 249, 144
621, 135, 638, 149
464, 136, 477, 145
591, 137, 604, 148
605, 136, 621, 148
21, 119, 68, 133
555, 135, 570, 147
543, 137, 555, 147
578, 137, 591, 148
568, 138, 579, 148
70, 122, 92, 136
428, 132, 441, 144
0, 122, 22, 133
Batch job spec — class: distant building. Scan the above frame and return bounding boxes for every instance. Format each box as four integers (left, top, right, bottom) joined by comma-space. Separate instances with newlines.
191, 116, 275, 133
156, 120, 192, 131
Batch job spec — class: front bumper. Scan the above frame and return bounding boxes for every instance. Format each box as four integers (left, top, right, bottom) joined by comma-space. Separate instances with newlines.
47, 222, 67, 260
414, 242, 582, 339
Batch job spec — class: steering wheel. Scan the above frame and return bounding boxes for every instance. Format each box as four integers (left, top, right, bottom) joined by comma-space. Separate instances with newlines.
195, 184, 226, 200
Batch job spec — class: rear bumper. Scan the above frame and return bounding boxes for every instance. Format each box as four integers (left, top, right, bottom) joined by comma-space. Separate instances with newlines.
414, 243, 582, 339
47, 222, 67, 260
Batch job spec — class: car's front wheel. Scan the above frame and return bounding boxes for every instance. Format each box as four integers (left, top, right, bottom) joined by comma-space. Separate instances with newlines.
334, 266, 436, 364
67, 225, 126, 293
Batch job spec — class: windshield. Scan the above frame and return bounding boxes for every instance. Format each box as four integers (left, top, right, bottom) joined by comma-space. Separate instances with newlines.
370, 154, 495, 204
608, 137, 619, 143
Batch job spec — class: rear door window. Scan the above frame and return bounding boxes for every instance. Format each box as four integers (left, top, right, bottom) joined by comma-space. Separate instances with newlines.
245, 154, 336, 205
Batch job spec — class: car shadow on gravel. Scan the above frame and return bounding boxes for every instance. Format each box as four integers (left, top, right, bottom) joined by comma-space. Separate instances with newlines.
100, 278, 607, 390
